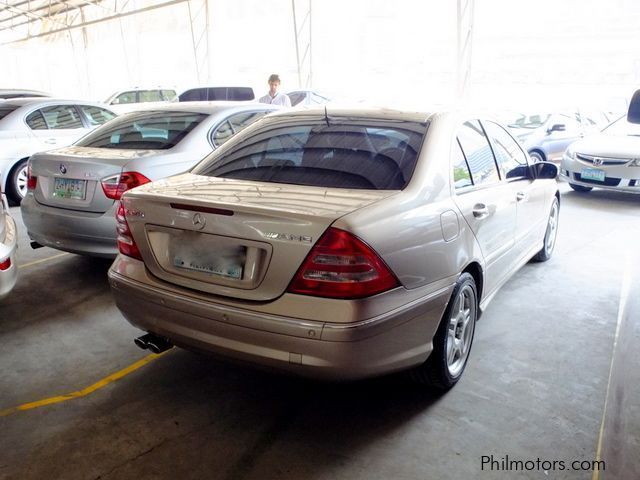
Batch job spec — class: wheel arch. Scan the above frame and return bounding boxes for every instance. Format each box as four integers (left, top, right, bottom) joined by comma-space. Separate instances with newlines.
2, 156, 29, 190
462, 261, 483, 311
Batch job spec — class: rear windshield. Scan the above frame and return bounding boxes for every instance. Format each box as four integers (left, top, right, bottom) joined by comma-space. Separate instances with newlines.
179, 87, 255, 102
0, 106, 18, 121
194, 118, 427, 190
76, 111, 207, 149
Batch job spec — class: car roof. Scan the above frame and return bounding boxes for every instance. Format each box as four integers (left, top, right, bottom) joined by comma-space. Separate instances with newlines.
267, 105, 433, 123
0, 88, 51, 97
0, 97, 113, 108
117, 101, 278, 115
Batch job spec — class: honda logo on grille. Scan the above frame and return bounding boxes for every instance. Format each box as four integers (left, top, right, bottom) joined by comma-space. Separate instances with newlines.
593, 157, 604, 166
192, 213, 206, 230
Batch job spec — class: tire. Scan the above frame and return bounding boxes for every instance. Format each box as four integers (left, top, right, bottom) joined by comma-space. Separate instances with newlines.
532, 197, 559, 262
529, 151, 544, 163
569, 183, 592, 193
6, 159, 28, 204
410, 272, 477, 390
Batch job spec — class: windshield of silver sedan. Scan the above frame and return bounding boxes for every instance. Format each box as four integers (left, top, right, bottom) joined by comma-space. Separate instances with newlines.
194, 118, 427, 190
76, 111, 207, 149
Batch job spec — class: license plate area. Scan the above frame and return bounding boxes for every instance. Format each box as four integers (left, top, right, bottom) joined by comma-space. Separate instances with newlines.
53, 178, 87, 199
581, 168, 606, 182
145, 226, 271, 290
173, 244, 246, 279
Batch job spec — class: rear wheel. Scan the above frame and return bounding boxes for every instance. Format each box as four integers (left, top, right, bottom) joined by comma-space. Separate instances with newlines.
7, 159, 28, 204
410, 272, 477, 390
532, 197, 559, 262
569, 183, 592, 193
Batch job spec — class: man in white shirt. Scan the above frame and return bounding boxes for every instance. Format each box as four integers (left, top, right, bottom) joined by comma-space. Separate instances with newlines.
259, 74, 292, 107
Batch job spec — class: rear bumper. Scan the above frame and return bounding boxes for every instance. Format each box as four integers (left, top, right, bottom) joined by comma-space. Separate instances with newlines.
0, 203, 18, 300
108, 258, 453, 380
20, 193, 119, 258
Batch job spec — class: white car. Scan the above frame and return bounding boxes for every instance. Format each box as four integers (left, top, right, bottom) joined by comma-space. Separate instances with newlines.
0, 98, 116, 203
561, 115, 640, 193
104, 87, 178, 114
0, 193, 17, 299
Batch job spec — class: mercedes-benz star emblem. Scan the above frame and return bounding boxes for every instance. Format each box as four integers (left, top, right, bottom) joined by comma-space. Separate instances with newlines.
192, 213, 206, 230
59, 164, 67, 174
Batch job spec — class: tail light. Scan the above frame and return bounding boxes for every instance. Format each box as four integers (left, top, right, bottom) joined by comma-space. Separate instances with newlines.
101, 172, 151, 200
27, 163, 37, 191
116, 202, 142, 260
287, 227, 399, 299
0, 257, 11, 271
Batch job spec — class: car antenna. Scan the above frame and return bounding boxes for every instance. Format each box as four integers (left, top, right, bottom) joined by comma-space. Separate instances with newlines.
324, 105, 330, 127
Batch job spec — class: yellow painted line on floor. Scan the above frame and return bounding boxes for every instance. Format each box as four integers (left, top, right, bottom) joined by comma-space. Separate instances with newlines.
0, 351, 169, 417
591, 256, 632, 480
18, 252, 69, 269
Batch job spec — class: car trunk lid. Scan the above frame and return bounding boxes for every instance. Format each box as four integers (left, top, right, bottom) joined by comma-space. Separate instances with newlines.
30, 146, 158, 213
122, 173, 396, 301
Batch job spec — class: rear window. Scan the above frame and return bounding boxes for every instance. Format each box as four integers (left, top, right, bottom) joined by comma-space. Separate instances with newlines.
194, 118, 427, 190
0, 106, 18, 121
179, 87, 255, 102
76, 111, 207, 150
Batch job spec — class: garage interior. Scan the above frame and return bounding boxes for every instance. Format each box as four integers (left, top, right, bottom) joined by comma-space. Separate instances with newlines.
2, 1, 640, 479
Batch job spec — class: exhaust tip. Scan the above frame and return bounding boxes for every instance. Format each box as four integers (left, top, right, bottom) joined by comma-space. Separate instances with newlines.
30, 241, 43, 250
134, 333, 172, 354
134, 335, 150, 350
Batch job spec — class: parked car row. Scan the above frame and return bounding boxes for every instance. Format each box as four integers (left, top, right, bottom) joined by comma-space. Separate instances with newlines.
6, 87, 640, 388
2, 96, 563, 389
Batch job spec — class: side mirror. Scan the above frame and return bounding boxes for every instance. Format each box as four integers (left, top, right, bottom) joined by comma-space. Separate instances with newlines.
628, 89, 640, 124
530, 161, 558, 180
548, 124, 566, 133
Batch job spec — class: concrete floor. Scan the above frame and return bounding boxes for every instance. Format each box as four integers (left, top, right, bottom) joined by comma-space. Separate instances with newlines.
1, 183, 638, 480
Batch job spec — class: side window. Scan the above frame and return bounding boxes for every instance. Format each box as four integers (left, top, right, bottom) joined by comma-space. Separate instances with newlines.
452, 139, 473, 189
457, 120, 500, 186
114, 91, 136, 104
288, 92, 305, 106
79, 105, 116, 126
211, 121, 234, 147
483, 121, 529, 180
26, 110, 48, 130
138, 90, 162, 102
228, 111, 267, 131
161, 90, 177, 101
40, 105, 84, 129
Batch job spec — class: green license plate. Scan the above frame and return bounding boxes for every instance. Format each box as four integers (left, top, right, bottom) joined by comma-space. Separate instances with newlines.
581, 168, 605, 182
53, 178, 87, 199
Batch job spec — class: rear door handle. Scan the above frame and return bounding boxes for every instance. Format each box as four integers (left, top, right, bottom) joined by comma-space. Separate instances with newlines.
44, 138, 57, 144
516, 191, 527, 202
472, 204, 490, 219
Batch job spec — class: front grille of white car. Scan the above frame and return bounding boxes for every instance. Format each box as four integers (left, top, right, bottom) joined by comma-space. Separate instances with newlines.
576, 154, 630, 166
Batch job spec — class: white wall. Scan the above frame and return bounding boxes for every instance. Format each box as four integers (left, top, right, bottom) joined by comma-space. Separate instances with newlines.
1, 0, 639, 112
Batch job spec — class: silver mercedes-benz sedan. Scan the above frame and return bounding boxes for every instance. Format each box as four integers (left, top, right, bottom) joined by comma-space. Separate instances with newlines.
108, 107, 560, 388
0, 193, 18, 299
21, 102, 279, 257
